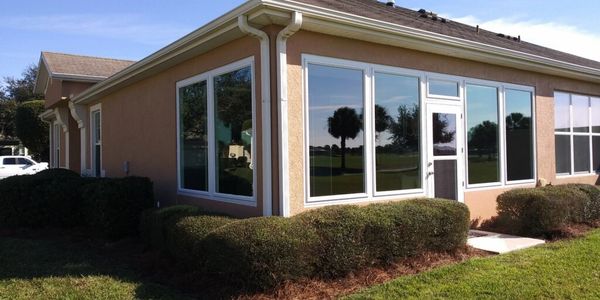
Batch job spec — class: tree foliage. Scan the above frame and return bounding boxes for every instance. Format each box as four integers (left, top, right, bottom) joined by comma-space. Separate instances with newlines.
327, 107, 362, 170
2, 64, 43, 103
0, 100, 17, 139
15, 100, 49, 161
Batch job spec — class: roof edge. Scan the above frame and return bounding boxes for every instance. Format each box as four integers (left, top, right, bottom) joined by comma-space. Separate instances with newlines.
72, 0, 264, 104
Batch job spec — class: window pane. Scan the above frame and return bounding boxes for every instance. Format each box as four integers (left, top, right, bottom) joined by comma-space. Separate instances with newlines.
374, 73, 420, 192
214, 66, 253, 196
432, 113, 457, 156
572, 95, 589, 133
573, 136, 590, 173
554, 92, 570, 132
3, 158, 16, 165
466, 85, 499, 184
179, 81, 208, 191
592, 97, 600, 133
593, 136, 600, 171
429, 80, 459, 97
555, 135, 571, 174
308, 64, 364, 197
505, 89, 534, 181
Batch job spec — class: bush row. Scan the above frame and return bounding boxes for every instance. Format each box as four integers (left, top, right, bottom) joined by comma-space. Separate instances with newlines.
0, 168, 155, 239
141, 198, 470, 289
492, 184, 600, 237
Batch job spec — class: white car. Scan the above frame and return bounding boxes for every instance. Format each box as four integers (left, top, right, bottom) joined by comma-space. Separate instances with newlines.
0, 156, 49, 179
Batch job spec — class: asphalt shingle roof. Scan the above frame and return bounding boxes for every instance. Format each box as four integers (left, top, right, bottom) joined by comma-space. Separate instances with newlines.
296, 0, 600, 69
42, 52, 135, 79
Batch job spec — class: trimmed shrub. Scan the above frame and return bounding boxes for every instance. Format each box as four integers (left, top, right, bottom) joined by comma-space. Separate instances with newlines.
563, 184, 600, 222
139, 205, 206, 251
142, 199, 469, 290
0, 172, 85, 228
295, 205, 375, 277
363, 199, 469, 263
166, 215, 235, 269
496, 185, 589, 236
203, 217, 318, 289
34, 168, 81, 180
82, 176, 154, 239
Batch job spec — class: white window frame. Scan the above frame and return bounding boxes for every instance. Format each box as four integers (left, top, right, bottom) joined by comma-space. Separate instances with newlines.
426, 77, 462, 101
555, 92, 597, 177
176, 56, 257, 206
464, 78, 536, 190
90, 104, 102, 177
302, 54, 537, 205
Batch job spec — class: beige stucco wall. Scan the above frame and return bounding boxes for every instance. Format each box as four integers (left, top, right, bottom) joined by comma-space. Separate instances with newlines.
286, 30, 600, 218
91, 36, 264, 217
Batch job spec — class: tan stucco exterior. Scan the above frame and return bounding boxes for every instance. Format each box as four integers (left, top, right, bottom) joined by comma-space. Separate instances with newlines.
285, 30, 600, 219
85, 36, 265, 217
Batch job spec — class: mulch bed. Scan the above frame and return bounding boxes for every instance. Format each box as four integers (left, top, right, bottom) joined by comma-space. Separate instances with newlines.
238, 247, 490, 300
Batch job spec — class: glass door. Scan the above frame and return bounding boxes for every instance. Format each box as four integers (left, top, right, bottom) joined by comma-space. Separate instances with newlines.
426, 103, 464, 201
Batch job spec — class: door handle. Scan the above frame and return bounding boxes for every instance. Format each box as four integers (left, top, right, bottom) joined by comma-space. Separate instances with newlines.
427, 171, 434, 176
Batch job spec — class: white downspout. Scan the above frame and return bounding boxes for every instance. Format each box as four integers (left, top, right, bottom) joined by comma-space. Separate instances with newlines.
277, 12, 302, 217
238, 15, 272, 216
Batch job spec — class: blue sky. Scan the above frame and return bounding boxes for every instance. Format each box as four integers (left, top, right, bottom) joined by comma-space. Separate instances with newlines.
1, 0, 599, 81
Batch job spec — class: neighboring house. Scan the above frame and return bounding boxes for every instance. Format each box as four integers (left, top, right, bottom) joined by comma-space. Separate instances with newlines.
36, 52, 135, 173
36, 0, 600, 220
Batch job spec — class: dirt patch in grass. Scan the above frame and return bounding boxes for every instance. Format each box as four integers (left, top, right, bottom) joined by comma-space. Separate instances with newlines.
238, 247, 490, 300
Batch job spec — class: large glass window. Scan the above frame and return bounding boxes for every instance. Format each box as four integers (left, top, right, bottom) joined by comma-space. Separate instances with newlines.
308, 64, 364, 197
466, 84, 499, 185
176, 59, 254, 201
214, 66, 253, 197
554, 92, 596, 175
374, 73, 420, 192
505, 89, 534, 181
179, 81, 208, 191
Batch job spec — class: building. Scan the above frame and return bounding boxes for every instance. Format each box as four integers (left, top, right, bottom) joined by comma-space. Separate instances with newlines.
36, 0, 600, 220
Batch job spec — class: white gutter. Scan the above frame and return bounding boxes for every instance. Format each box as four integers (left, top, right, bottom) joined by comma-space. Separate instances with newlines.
238, 15, 273, 217
276, 11, 302, 217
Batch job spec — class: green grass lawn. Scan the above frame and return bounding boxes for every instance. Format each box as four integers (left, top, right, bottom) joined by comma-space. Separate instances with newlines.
0, 234, 190, 300
348, 228, 600, 299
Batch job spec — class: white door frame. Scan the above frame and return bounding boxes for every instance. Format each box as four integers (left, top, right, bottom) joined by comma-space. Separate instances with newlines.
425, 102, 465, 202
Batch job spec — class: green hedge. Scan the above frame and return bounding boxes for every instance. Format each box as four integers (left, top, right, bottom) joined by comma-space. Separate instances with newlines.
140, 205, 205, 251
141, 199, 470, 290
0, 170, 155, 240
0, 169, 84, 228
82, 176, 154, 239
494, 184, 597, 237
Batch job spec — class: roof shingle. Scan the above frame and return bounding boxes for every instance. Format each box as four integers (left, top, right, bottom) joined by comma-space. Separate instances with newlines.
42, 52, 135, 79
295, 0, 600, 69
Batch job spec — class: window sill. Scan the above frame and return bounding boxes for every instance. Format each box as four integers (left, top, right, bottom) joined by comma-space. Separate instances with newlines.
178, 189, 257, 207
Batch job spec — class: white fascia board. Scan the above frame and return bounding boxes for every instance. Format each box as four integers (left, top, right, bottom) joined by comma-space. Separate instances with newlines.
261, 0, 600, 82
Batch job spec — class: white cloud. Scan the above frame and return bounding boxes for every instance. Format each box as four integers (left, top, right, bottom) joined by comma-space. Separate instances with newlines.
2, 14, 192, 45
444, 15, 600, 62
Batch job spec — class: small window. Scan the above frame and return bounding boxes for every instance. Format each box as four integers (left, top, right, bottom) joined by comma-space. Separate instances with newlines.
554, 92, 570, 132
17, 158, 32, 165
593, 136, 600, 172
3, 158, 17, 165
573, 136, 590, 173
429, 79, 459, 98
592, 97, 600, 133
572, 95, 589, 133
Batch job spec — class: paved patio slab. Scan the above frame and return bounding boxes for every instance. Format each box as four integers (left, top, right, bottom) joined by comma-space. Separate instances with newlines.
467, 230, 545, 254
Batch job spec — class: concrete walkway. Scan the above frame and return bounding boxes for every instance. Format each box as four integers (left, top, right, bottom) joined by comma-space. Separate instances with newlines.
467, 230, 545, 254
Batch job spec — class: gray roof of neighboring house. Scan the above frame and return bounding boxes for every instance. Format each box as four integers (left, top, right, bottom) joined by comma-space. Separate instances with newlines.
41, 52, 136, 79
296, 0, 600, 69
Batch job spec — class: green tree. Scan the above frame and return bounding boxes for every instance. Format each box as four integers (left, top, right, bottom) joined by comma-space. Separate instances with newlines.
3, 65, 43, 103
15, 100, 49, 161
0, 100, 17, 139
327, 107, 362, 171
